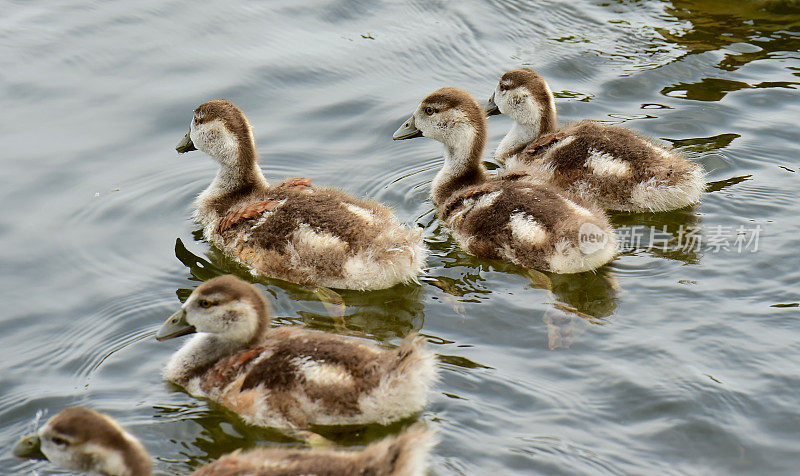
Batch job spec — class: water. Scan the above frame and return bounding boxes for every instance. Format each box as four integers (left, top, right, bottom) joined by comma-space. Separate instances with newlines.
1, 0, 798, 474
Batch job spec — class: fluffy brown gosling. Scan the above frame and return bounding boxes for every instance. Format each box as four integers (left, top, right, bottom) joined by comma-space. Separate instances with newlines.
486, 68, 705, 212
13, 407, 434, 475
157, 275, 437, 434
176, 99, 427, 290
394, 87, 617, 274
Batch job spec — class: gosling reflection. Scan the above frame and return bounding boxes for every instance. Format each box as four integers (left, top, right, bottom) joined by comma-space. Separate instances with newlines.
290, 284, 426, 340
155, 402, 431, 473
610, 206, 703, 264
545, 268, 619, 319
427, 243, 619, 314
537, 267, 619, 349
425, 221, 621, 349
542, 304, 604, 350
174, 237, 426, 339
426, 265, 619, 349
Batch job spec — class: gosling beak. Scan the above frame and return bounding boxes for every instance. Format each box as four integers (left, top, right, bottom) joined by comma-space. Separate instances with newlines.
156, 309, 196, 341
175, 131, 197, 153
13, 434, 46, 460
485, 92, 500, 116
392, 115, 423, 140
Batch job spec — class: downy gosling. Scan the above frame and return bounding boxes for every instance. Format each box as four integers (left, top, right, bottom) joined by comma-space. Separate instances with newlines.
157, 275, 437, 432
13, 407, 434, 476
176, 100, 426, 290
486, 68, 705, 212
393, 87, 617, 274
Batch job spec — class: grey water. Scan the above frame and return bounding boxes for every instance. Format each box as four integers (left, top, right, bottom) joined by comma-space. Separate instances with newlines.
1, 0, 799, 474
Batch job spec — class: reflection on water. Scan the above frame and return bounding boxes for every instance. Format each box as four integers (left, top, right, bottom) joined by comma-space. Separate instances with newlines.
659, 0, 800, 99
669, 133, 740, 153
542, 304, 603, 350
425, 222, 621, 350
548, 269, 619, 319
154, 394, 422, 473
155, 401, 293, 472
175, 237, 426, 340
663, 0, 800, 57
612, 207, 704, 263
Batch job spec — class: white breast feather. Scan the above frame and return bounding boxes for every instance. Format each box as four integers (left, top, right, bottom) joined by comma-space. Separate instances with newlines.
163, 334, 207, 383
82, 443, 128, 476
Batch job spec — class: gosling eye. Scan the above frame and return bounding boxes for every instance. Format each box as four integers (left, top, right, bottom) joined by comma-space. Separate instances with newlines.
198, 299, 212, 308
424, 106, 434, 116
51, 436, 69, 447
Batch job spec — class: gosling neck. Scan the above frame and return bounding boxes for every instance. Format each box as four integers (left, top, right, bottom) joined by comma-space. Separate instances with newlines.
494, 122, 538, 161
207, 137, 269, 196
431, 135, 487, 207
197, 136, 270, 219
495, 102, 557, 161
165, 333, 244, 384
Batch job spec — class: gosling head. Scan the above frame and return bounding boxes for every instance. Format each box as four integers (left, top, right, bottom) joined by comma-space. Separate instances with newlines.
393, 87, 487, 155
156, 275, 270, 345
175, 99, 256, 167
13, 407, 152, 476
485, 68, 556, 131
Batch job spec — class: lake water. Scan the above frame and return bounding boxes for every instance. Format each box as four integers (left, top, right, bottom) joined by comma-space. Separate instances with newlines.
1, 0, 799, 474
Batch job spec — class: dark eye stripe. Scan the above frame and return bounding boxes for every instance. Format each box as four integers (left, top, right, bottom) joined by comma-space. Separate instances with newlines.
51, 436, 69, 446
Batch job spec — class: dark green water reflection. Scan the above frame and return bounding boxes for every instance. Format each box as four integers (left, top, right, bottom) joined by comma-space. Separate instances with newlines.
1, 0, 798, 474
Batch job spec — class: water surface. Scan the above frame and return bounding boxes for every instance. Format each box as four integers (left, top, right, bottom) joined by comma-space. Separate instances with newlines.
1, 0, 799, 474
